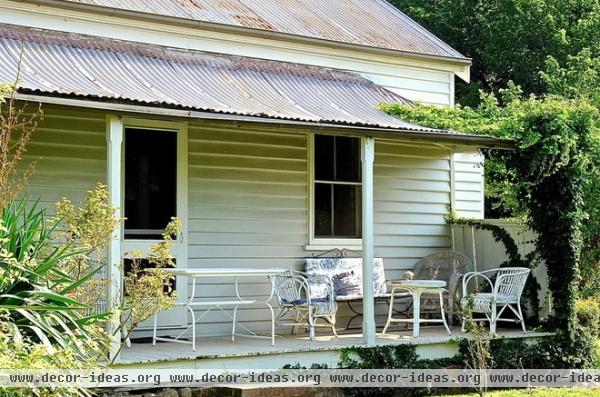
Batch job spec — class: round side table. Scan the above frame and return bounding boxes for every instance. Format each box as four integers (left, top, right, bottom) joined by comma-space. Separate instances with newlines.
382, 280, 451, 338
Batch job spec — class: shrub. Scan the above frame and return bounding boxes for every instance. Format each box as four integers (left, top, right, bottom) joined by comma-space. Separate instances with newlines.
0, 314, 90, 397
575, 297, 600, 336
0, 197, 108, 362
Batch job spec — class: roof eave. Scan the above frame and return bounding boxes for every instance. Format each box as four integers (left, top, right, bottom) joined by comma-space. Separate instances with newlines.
15, 92, 511, 149
14, 0, 473, 69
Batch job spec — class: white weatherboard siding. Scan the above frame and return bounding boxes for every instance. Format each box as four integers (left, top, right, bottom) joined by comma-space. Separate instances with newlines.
453, 151, 485, 219
186, 122, 308, 335
364, 70, 454, 106
374, 142, 453, 276
20, 106, 107, 209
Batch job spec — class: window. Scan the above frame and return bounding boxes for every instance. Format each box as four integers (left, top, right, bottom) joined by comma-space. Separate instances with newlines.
312, 134, 362, 240
124, 128, 177, 239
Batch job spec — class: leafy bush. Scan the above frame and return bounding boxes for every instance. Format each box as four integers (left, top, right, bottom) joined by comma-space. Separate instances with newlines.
533, 328, 598, 369
575, 297, 600, 336
338, 345, 461, 397
0, 316, 89, 397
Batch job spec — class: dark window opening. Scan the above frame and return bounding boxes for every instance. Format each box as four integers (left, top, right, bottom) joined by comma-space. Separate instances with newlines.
123, 258, 176, 296
124, 128, 177, 240
314, 135, 362, 239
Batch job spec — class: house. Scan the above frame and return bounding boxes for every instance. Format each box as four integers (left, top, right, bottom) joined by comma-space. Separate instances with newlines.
0, 0, 543, 368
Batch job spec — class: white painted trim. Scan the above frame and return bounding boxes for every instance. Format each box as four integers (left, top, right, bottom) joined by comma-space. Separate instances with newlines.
449, 152, 456, 213
307, 133, 364, 248
480, 151, 486, 219
361, 136, 376, 346
304, 245, 363, 251
449, 151, 456, 251
0, 1, 470, 81
449, 73, 456, 107
119, 117, 189, 328
106, 115, 123, 361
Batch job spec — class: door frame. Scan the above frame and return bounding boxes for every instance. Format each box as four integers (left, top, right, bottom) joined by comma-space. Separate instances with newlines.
120, 117, 189, 329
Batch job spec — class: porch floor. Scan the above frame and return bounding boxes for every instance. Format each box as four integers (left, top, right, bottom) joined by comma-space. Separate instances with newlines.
117, 326, 552, 367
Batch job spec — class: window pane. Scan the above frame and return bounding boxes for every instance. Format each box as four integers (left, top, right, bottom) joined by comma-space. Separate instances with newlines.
124, 128, 177, 239
333, 184, 362, 238
314, 183, 332, 237
314, 134, 334, 181
335, 136, 361, 182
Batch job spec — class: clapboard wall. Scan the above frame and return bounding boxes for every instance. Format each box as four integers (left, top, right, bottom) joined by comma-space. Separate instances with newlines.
19, 105, 107, 210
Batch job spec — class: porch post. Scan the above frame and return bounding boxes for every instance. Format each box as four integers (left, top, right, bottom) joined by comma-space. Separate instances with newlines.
361, 136, 376, 345
106, 116, 123, 361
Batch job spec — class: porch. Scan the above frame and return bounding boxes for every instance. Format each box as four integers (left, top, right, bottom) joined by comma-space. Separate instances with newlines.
116, 327, 552, 369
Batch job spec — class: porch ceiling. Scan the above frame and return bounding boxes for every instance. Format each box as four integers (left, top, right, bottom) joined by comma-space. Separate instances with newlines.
0, 24, 505, 145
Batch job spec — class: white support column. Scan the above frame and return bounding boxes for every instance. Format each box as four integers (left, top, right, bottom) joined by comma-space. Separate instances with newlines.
449, 152, 456, 250
361, 136, 376, 346
106, 115, 123, 361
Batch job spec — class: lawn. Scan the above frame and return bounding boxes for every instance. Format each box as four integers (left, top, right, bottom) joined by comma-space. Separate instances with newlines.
444, 389, 598, 396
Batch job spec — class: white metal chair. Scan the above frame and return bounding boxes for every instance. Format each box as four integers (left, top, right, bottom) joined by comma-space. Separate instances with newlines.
269, 270, 338, 340
461, 267, 530, 333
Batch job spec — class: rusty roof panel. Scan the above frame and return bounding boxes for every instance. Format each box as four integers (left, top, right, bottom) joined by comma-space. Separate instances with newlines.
0, 25, 450, 132
55, 0, 465, 60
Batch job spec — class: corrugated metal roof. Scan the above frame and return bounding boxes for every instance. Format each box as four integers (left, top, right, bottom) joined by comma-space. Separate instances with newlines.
50, 0, 466, 60
0, 25, 456, 133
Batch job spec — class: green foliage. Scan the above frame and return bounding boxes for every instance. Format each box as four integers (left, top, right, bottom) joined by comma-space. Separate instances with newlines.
543, 49, 600, 107
458, 331, 596, 370
54, 183, 118, 312
337, 335, 596, 374
390, 0, 600, 107
575, 297, 600, 336
339, 345, 460, 397
337, 336, 597, 397
0, 197, 108, 362
113, 218, 180, 362
0, 323, 89, 397
535, 327, 598, 368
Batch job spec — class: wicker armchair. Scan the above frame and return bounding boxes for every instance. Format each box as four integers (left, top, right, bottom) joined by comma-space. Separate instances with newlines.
461, 267, 530, 333
269, 270, 338, 340
399, 250, 472, 324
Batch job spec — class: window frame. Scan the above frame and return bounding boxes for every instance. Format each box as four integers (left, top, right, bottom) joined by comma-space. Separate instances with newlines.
120, 118, 188, 244
307, 133, 363, 250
